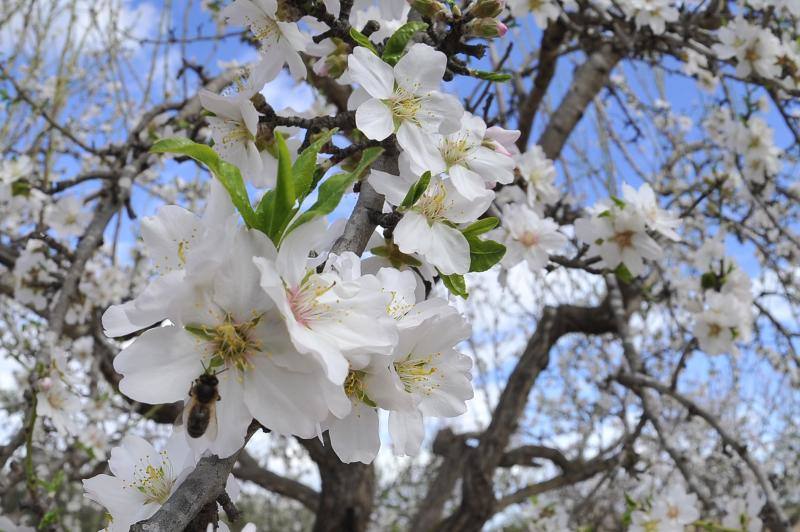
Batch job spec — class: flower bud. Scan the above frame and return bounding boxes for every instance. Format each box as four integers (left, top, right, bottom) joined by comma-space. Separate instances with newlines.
466, 18, 507, 38
39, 377, 53, 391
470, 0, 505, 18
408, 0, 447, 19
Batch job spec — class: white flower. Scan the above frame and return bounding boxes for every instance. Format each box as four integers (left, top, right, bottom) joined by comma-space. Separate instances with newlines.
631, 0, 678, 35
252, 218, 399, 383
125, 233, 345, 455
484, 125, 521, 157
35, 376, 80, 436
0, 515, 34, 532
497, 203, 566, 270
650, 485, 701, 531
348, 43, 463, 146
350, 0, 410, 43
102, 180, 238, 338
508, 0, 561, 29
721, 485, 764, 532
575, 207, 662, 276
713, 18, 782, 80
82, 434, 197, 532
43, 195, 91, 238
221, 0, 309, 79
13, 240, 59, 311
621, 183, 681, 241
693, 292, 744, 356
365, 312, 474, 456
370, 168, 492, 274
111, 210, 346, 456
326, 309, 473, 461
516, 145, 559, 205
199, 67, 271, 186
400, 112, 515, 200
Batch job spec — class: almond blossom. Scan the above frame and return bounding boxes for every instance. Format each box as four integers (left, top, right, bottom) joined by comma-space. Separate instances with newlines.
370, 167, 492, 275
575, 206, 662, 276
495, 203, 567, 271
199, 66, 271, 187
82, 433, 227, 532
347, 44, 463, 148
253, 219, 399, 385
399, 112, 515, 201
713, 17, 782, 80
43, 195, 91, 238
221, 0, 309, 79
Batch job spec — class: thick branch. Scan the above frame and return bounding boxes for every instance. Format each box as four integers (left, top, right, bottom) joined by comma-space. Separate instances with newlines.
516, 21, 567, 151
438, 300, 621, 532
537, 44, 622, 161
233, 451, 320, 512
130, 422, 261, 532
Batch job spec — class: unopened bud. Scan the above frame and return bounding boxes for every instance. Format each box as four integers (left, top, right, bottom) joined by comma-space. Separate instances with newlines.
39, 377, 53, 391
471, 0, 505, 18
466, 17, 507, 38
408, 0, 447, 19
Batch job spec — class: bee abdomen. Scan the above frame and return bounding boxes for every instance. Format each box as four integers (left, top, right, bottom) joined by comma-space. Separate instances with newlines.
187, 408, 210, 438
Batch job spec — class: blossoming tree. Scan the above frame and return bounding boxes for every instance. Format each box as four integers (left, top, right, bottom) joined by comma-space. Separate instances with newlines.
1, 0, 799, 531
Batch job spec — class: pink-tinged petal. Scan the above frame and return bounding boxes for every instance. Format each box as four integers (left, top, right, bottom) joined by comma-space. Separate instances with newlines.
355, 98, 394, 141
114, 326, 203, 405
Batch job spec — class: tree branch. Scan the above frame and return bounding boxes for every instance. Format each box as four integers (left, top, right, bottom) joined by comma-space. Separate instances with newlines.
233, 451, 320, 512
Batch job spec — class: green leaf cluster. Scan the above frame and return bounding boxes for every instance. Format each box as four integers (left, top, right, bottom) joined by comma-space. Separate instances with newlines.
151, 133, 384, 245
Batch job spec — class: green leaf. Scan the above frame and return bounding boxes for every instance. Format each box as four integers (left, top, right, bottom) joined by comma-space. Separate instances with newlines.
610, 195, 626, 209
349, 146, 384, 180
614, 263, 635, 283
284, 172, 356, 236
461, 217, 499, 237
11, 179, 30, 197
400, 171, 431, 208
185, 325, 215, 341
466, 235, 506, 272
293, 129, 337, 201
470, 69, 512, 82
349, 28, 378, 54
255, 132, 297, 240
440, 272, 468, 298
151, 137, 257, 228
382, 22, 429, 65
283, 146, 384, 237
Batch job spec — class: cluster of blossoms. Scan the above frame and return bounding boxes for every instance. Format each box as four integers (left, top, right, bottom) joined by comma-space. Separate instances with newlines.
575, 183, 681, 277
103, 177, 474, 463
0, 0, 773, 528
629, 484, 701, 531
704, 109, 783, 188
625, 477, 766, 532
685, 234, 753, 356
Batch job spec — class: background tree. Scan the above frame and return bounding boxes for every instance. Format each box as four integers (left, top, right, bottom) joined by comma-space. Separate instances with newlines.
0, 0, 799, 531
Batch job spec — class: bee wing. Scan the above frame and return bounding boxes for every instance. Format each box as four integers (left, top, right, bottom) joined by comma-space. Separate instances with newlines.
175, 398, 189, 428
205, 399, 218, 442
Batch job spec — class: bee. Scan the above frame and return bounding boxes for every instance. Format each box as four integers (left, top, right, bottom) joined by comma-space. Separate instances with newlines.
184, 371, 221, 439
